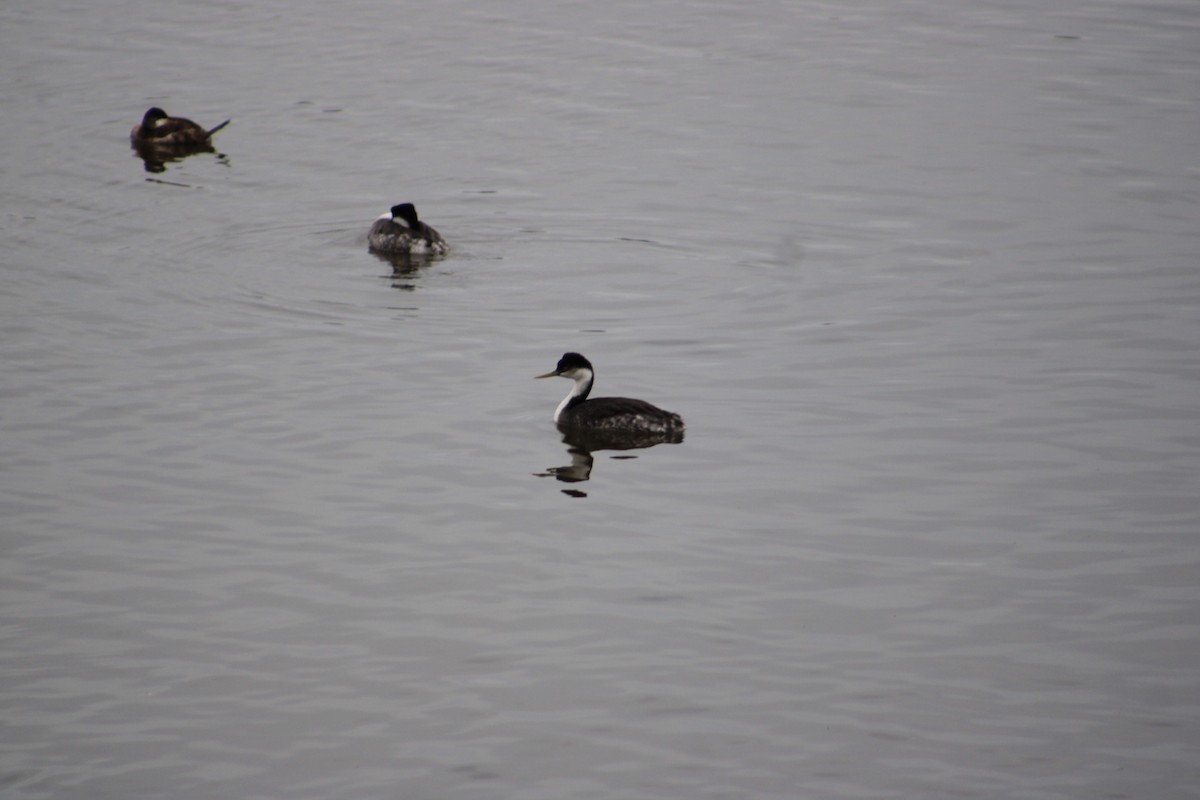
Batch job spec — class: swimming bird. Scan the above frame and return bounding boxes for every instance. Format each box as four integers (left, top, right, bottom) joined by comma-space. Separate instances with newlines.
367, 203, 448, 256
130, 107, 230, 147
535, 352, 685, 438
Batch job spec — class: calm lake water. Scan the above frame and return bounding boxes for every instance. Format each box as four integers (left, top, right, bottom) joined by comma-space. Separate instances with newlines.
3, 0, 1199, 798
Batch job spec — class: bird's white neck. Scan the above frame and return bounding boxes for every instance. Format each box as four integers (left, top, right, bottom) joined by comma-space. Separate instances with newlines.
554, 369, 593, 422
378, 211, 410, 230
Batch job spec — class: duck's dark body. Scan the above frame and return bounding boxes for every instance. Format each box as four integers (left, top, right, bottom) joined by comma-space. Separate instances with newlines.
559, 394, 683, 434
131, 107, 229, 148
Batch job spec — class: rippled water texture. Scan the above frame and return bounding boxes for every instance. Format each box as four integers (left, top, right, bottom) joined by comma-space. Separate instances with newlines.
2, 0, 1199, 797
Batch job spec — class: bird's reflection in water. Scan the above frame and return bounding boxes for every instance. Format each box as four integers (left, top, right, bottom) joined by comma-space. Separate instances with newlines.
371, 250, 441, 292
536, 426, 683, 497
132, 141, 229, 174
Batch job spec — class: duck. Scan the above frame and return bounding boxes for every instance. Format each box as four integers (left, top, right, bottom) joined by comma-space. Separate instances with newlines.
536, 352, 685, 439
130, 107, 230, 148
367, 203, 448, 256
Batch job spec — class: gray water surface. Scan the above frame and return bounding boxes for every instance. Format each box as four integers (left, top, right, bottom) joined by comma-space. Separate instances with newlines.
3, 0, 1199, 798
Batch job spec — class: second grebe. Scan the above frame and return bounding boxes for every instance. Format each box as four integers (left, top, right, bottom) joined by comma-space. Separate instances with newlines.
367, 203, 448, 256
535, 352, 685, 436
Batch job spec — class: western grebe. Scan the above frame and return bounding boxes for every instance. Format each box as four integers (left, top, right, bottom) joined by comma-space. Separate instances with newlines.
130, 107, 230, 147
535, 352, 685, 437
367, 203, 448, 256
